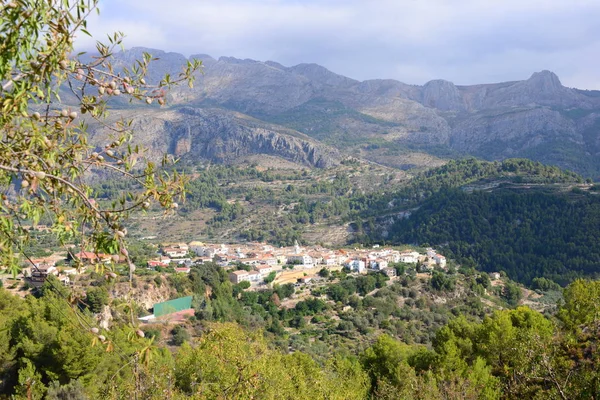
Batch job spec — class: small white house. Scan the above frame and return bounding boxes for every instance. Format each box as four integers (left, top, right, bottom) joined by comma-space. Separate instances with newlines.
229, 269, 262, 284
247, 271, 262, 282
262, 256, 278, 266
433, 254, 447, 268
255, 265, 273, 276
323, 257, 337, 266
162, 247, 188, 258
399, 251, 420, 264
287, 254, 314, 268
189, 241, 206, 256
348, 259, 366, 274
229, 270, 263, 284
229, 270, 249, 284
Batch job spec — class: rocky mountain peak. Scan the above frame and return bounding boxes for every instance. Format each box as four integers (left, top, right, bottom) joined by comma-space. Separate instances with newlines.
264, 61, 287, 70
422, 79, 464, 111
94, 47, 600, 176
526, 70, 563, 94
112, 47, 187, 84
124, 47, 187, 63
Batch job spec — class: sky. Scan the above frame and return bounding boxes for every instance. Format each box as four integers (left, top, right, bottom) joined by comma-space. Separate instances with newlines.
77, 0, 600, 89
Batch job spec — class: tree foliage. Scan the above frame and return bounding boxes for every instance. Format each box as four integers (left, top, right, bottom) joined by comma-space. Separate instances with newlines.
1, 276, 600, 398
0, 0, 200, 278
392, 188, 600, 285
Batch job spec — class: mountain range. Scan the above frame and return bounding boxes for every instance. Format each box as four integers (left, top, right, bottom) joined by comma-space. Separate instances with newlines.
92, 47, 600, 177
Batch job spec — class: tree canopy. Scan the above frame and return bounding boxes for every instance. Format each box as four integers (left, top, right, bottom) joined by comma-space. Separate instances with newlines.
0, 0, 200, 279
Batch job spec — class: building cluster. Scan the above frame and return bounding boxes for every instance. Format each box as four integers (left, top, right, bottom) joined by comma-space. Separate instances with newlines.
147, 240, 449, 286
21, 258, 75, 287
10, 239, 449, 289
18, 251, 119, 288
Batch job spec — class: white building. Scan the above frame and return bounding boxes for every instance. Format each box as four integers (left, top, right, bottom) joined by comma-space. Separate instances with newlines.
261, 244, 275, 252
230, 269, 263, 284
433, 254, 447, 268
229, 270, 249, 284
287, 254, 314, 268
177, 243, 189, 252
399, 251, 420, 264
203, 248, 218, 258
262, 256, 278, 266
189, 241, 206, 256
388, 251, 400, 263
247, 271, 262, 282
162, 247, 188, 258
323, 256, 337, 266
255, 265, 273, 276
61, 267, 78, 276
348, 259, 366, 274
217, 244, 229, 255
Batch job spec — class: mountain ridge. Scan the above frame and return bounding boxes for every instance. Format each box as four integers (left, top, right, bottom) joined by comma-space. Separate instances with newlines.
101, 47, 600, 177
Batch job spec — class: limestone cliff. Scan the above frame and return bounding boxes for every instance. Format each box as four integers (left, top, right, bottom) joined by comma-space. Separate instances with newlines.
90, 107, 340, 168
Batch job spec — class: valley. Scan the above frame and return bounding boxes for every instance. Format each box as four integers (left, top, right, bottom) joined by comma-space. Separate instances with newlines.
4, 2, 600, 398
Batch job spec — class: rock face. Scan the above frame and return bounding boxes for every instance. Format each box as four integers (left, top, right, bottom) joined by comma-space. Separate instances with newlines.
172, 108, 340, 167
450, 108, 578, 154
422, 80, 464, 111
90, 107, 341, 168
105, 48, 600, 176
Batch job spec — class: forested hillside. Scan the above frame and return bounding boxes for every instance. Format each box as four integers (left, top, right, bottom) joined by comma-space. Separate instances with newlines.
107, 158, 585, 246
392, 188, 600, 285
1, 277, 599, 399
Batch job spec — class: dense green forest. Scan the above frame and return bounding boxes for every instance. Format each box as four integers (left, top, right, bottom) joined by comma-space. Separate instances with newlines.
391, 188, 600, 285
1, 275, 599, 399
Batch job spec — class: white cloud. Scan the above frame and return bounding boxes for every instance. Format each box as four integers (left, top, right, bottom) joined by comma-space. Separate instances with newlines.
75, 0, 600, 88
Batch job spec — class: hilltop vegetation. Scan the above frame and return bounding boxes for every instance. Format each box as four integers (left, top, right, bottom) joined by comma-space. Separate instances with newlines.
1, 274, 600, 399
390, 187, 600, 285
90, 157, 600, 289
162, 261, 517, 351
365, 157, 584, 213
118, 160, 407, 246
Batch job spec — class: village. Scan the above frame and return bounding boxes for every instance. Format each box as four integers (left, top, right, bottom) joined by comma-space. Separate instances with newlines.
14, 237, 449, 291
